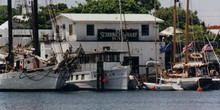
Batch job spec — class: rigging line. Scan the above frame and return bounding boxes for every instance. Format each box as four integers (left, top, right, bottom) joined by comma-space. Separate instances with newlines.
200, 27, 210, 76
205, 36, 220, 65
123, 13, 132, 68
19, 68, 53, 81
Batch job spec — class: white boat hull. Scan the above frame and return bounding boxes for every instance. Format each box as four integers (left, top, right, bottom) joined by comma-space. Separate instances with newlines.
163, 77, 212, 90
143, 82, 176, 91
67, 66, 130, 90
0, 66, 67, 90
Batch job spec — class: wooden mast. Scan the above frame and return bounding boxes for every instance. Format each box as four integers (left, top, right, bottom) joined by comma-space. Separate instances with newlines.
32, 0, 40, 56
7, 0, 14, 67
185, 0, 189, 66
32, 0, 40, 68
173, 0, 177, 67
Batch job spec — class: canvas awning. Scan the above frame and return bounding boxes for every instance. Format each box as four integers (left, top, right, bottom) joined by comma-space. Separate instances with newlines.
160, 26, 183, 36
146, 59, 161, 67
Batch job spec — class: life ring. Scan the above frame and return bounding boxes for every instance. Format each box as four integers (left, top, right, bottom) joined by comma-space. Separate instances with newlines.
190, 53, 203, 59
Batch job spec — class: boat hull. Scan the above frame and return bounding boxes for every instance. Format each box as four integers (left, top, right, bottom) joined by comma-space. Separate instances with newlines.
67, 67, 131, 90
144, 82, 175, 91
0, 67, 67, 90
208, 78, 220, 90
163, 77, 212, 90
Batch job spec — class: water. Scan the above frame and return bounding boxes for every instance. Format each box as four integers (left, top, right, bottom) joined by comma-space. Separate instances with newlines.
0, 90, 220, 110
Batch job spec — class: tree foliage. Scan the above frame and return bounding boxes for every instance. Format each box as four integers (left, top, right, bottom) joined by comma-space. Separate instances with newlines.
63, 0, 160, 14
155, 6, 201, 31
0, 6, 18, 25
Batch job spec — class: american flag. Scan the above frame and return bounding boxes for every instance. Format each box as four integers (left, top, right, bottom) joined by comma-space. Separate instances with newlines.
183, 42, 193, 53
201, 43, 213, 53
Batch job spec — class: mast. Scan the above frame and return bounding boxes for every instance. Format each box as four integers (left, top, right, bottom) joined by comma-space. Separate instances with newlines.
7, 0, 14, 66
32, 0, 40, 56
185, 0, 189, 66
154, 0, 158, 83
173, 0, 177, 67
119, 0, 123, 51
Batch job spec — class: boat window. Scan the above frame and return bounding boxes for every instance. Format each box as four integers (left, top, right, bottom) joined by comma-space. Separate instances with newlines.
85, 55, 89, 63
27, 60, 30, 64
114, 54, 120, 62
76, 75, 78, 80
87, 24, 94, 36
90, 55, 96, 63
109, 55, 114, 62
81, 74, 85, 80
104, 54, 108, 62
142, 25, 149, 36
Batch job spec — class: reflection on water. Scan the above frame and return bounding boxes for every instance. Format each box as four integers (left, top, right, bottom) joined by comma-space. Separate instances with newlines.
0, 90, 220, 110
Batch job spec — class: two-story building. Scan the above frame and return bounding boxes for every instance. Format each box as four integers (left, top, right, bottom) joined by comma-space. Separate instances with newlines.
43, 13, 165, 75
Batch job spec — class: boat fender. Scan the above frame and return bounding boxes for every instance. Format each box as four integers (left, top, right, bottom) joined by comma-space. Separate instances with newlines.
177, 78, 181, 85
102, 78, 108, 83
197, 87, 203, 91
152, 86, 156, 91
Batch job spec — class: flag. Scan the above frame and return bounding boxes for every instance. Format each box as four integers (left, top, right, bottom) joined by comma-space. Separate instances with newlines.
201, 43, 213, 53
160, 43, 171, 54
183, 42, 193, 53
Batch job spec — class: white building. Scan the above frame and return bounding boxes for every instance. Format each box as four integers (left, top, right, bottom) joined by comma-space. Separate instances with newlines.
44, 13, 165, 75
0, 29, 52, 47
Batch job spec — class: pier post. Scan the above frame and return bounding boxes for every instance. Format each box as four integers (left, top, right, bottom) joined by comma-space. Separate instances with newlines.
96, 65, 100, 91
97, 53, 104, 91
146, 67, 149, 82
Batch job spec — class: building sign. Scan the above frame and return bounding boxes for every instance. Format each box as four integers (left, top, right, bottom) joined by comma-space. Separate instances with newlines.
97, 29, 139, 41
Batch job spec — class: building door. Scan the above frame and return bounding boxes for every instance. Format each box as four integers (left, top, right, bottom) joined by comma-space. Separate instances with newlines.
124, 57, 139, 74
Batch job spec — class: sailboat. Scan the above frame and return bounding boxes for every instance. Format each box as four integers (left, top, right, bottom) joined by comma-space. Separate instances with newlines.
161, 0, 212, 91
143, 0, 182, 91
0, 0, 74, 90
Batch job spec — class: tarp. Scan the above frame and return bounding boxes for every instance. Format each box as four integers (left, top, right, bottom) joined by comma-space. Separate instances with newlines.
160, 26, 183, 36
173, 61, 208, 69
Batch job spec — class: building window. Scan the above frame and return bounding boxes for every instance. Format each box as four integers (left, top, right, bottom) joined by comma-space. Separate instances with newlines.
71, 75, 73, 80
63, 24, 65, 29
87, 24, 94, 36
14, 35, 31, 37
56, 25, 59, 34
0, 34, 2, 37
76, 75, 78, 80
142, 25, 149, 36
69, 24, 72, 35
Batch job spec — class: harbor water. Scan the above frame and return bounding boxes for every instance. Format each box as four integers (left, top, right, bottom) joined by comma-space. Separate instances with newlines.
0, 90, 220, 110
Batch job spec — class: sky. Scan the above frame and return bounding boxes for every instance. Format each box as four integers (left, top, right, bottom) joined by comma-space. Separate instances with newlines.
1, 0, 220, 26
